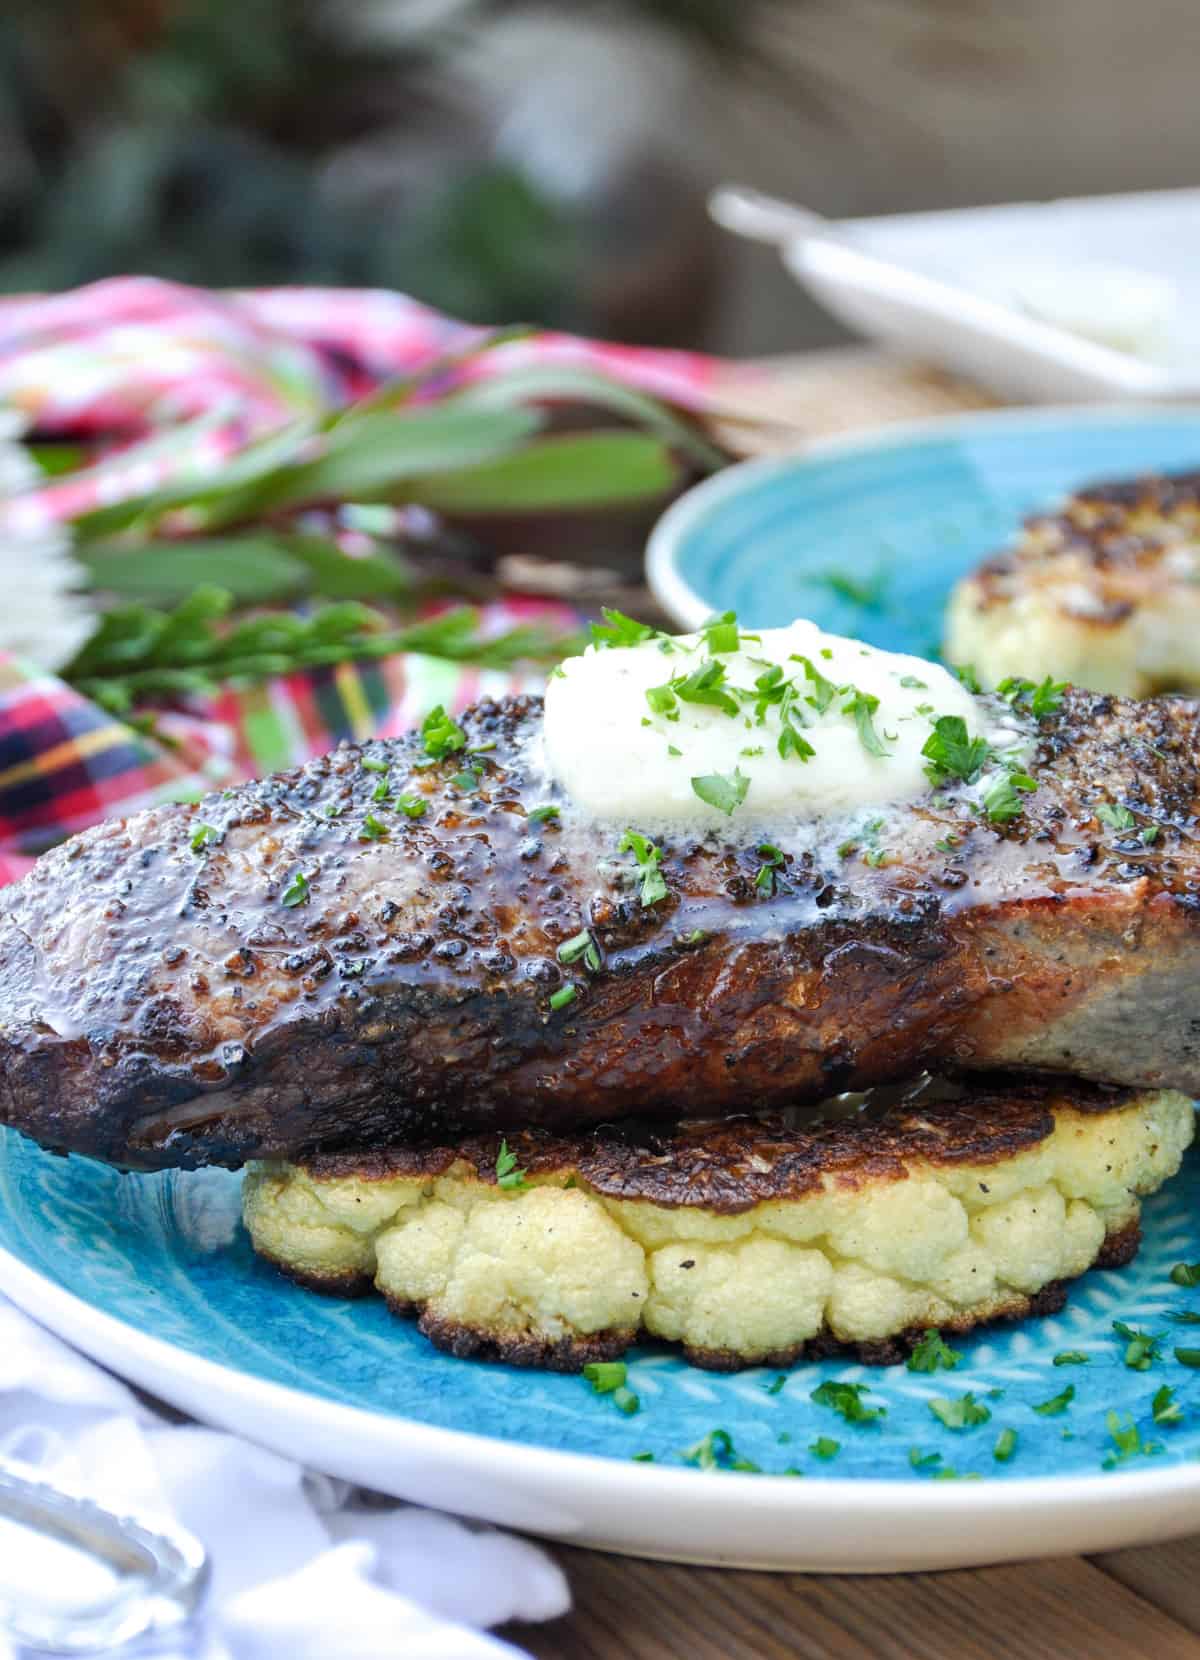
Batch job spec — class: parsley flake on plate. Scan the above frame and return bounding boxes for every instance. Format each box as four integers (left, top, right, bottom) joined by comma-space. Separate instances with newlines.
1114, 1320, 1162, 1370
809, 1437, 841, 1460
811, 1381, 886, 1425
358, 814, 389, 841
1152, 1385, 1185, 1426
993, 1428, 1017, 1463
190, 822, 218, 853
928, 1393, 991, 1431
1033, 1384, 1075, 1417
527, 803, 560, 824
906, 1329, 963, 1374
1102, 1410, 1162, 1470
1053, 1351, 1090, 1366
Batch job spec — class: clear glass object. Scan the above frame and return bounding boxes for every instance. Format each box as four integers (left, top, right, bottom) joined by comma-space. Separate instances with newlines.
0, 1458, 209, 1655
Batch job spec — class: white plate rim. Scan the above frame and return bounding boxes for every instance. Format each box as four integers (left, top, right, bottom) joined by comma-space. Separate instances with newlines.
646, 401, 1200, 630
5, 1234, 1200, 1569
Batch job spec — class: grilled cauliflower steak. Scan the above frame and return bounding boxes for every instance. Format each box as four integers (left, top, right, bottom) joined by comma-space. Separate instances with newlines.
946, 470, 1200, 696
243, 1078, 1194, 1371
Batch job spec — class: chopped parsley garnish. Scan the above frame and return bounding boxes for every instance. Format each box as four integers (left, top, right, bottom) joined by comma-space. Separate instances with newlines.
190, 822, 217, 853
632, 1451, 654, 1462
645, 683, 678, 716
372, 778, 392, 803
922, 715, 990, 786
809, 1437, 841, 1459
909, 1448, 943, 1472
996, 674, 1067, 718
777, 718, 816, 763
951, 663, 982, 694
928, 1393, 991, 1430
993, 1428, 1017, 1462
1097, 802, 1136, 830
360, 756, 389, 773
495, 1138, 530, 1191
1152, 1385, 1184, 1426
1172, 1312, 1200, 1325
1141, 825, 1160, 845
899, 674, 928, 689
396, 794, 426, 819
358, 814, 389, 841
527, 804, 560, 824
843, 688, 889, 757
1102, 1410, 1162, 1470
981, 770, 1037, 824
612, 1386, 640, 1416
681, 1429, 751, 1471
449, 769, 481, 792
668, 744, 682, 757
935, 833, 961, 854
557, 929, 601, 973
691, 769, 750, 816
280, 869, 311, 908
907, 1329, 963, 1373
421, 704, 467, 760
1033, 1384, 1075, 1416
618, 828, 669, 906
1174, 1348, 1200, 1367
583, 1361, 626, 1393
790, 654, 838, 714
1114, 1320, 1162, 1370
703, 610, 741, 655
1171, 1262, 1200, 1287
590, 607, 657, 649
1053, 1351, 1090, 1366
754, 843, 785, 894
811, 1381, 886, 1424
647, 658, 745, 721
549, 983, 577, 1012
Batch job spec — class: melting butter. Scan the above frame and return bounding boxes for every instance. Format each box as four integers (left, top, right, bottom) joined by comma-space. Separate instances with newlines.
542, 619, 983, 826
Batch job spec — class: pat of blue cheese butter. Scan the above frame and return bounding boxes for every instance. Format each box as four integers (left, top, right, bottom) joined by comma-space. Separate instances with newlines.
542, 618, 984, 826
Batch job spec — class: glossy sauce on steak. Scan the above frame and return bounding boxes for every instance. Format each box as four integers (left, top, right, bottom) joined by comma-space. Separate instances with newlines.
1, 688, 1199, 1171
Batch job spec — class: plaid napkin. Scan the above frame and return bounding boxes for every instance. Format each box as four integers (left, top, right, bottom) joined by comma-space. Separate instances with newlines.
0, 277, 721, 880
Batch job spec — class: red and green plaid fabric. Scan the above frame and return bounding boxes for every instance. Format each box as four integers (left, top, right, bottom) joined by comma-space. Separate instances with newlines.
0, 278, 723, 880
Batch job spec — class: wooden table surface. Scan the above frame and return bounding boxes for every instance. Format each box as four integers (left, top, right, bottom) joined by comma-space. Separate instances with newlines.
500, 348, 1200, 1660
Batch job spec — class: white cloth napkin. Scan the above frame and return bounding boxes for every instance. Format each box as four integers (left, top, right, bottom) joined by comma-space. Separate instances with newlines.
0, 1298, 569, 1658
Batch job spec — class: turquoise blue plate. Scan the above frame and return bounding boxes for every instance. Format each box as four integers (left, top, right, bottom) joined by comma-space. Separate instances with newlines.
646, 405, 1200, 638
6, 406, 1200, 1568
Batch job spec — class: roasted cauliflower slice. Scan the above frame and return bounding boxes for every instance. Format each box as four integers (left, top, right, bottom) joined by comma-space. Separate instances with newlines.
945, 470, 1200, 697
243, 1079, 1194, 1371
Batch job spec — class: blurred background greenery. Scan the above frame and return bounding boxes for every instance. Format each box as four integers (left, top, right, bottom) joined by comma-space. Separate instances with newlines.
4, 2, 1200, 354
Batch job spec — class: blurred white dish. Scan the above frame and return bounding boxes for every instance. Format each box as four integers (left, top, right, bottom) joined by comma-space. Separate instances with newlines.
713, 185, 1200, 404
